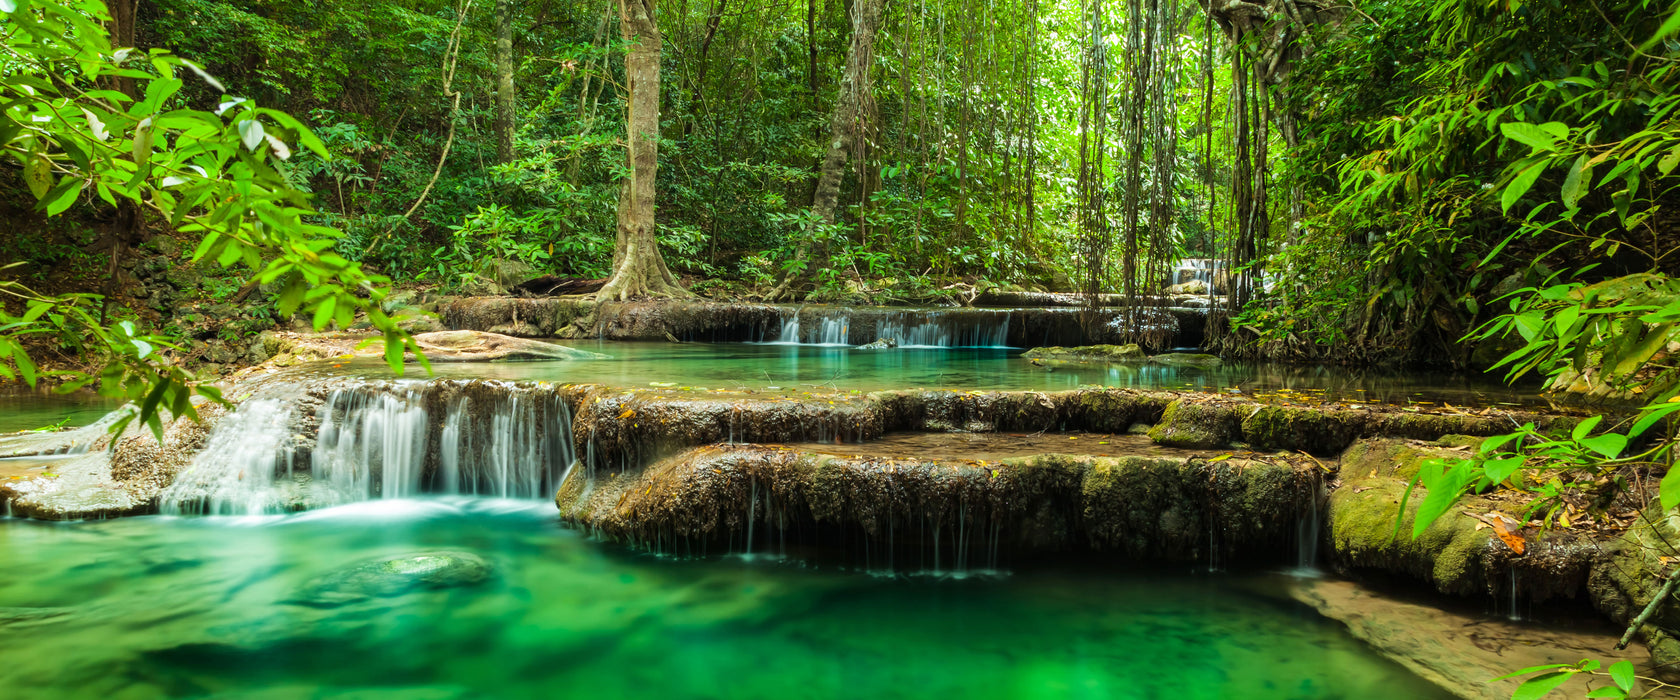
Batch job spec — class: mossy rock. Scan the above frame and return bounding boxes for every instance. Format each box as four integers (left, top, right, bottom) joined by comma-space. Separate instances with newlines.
1328, 439, 1494, 596
1149, 353, 1222, 368
1147, 400, 1240, 449
1589, 505, 1680, 672
1021, 344, 1145, 363
1241, 405, 1364, 455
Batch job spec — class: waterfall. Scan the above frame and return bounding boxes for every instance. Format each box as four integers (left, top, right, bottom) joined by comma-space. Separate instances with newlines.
159, 382, 577, 515
879, 310, 1010, 348
769, 307, 1013, 348
160, 399, 298, 515
313, 388, 431, 500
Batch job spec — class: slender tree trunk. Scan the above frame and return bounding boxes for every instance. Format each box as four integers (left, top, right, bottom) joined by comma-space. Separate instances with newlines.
768, 0, 888, 300
494, 0, 516, 163
599, 0, 687, 300
101, 0, 145, 322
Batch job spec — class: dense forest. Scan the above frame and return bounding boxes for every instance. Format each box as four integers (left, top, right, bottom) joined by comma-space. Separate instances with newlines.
9, 3, 1680, 696
1, 0, 1679, 439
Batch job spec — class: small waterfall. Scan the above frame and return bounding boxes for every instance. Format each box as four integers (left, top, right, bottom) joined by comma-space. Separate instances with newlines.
159, 399, 297, 515
313, 388, 431, 500
768, 307, 1013, 348
160, 382, 577, 515
1173, 258, 1219, 287
879, 310, 1010, 348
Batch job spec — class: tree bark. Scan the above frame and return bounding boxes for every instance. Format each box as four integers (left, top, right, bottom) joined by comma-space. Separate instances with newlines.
767, 0, 887, 300
494, 0, 516, 164
598, 0, 687, 301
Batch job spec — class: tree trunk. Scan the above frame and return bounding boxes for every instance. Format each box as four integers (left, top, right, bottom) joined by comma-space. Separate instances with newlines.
494, 0, 516, 164
767, 0, 887, 300
598, 0, 687, 301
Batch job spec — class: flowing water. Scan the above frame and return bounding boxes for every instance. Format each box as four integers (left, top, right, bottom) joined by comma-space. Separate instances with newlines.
0, 500, 1453, 700
324, 341, 1541, 407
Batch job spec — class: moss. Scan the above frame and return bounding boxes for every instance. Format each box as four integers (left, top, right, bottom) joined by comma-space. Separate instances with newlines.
1589, 505, 1680, 664
1059, 389, 1170, 433
1021, 344, 1146, 362
1149, 353, 1222, 367
1241, 405, 1364, 455
1147, 400, 1240, 449
1328, 439, 1495, 595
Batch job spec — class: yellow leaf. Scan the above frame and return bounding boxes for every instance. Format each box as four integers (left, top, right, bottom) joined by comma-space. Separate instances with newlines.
1208, 454, 1232, 462
619, 408, 636, 419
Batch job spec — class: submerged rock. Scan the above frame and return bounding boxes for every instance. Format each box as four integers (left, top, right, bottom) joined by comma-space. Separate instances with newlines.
1149, 352, 1222, 367
290, 551, 492, 607
1020, 344, 1145, 363
1292, 578, 1659, 700
409, 330, 605, 362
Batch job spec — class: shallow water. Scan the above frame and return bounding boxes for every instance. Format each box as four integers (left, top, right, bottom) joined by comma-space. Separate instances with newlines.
0, 391, 123, 434
0, 499, 1452, 700
333, 341, 1540, 407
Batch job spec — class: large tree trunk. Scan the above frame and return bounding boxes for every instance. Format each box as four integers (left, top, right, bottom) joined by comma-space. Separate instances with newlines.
494, 0, 516, 164
598, 0, 687, 301
767, 0, 887, 301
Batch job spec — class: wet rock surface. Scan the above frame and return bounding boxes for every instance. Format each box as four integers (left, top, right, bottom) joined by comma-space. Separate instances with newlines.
557, 443, 1318, 563
1290, 578, 1665, 700
1020, 344, 1146, 363
289, 551, 492, 608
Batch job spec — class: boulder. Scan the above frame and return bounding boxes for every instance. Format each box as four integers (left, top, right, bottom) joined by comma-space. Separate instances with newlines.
855, 338, 898, 350
1021, 344, 1146, 363
1146, 400, 1240, 449
1149, 352, 1222, 367
289, 551, 492, 607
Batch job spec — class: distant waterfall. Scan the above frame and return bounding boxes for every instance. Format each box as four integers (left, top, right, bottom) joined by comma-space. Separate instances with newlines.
770, 307, 1013, 348
159, 381, 576, 515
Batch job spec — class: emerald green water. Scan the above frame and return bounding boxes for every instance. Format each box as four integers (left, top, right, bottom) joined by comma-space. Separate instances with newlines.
0, 499, 1452, 700
353, 341, 1539, 407
0, 391, 123, 434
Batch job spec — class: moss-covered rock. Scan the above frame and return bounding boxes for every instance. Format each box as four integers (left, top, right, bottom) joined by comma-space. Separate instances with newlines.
1242, 405, 1364, 455
559, 444, 1314, 565
1021, 344, 1146, 363
1147, 400, 1240, 449
1150, 353, 1222, 367
1589, 506, 1680, 673
1328, 439, 1496, 596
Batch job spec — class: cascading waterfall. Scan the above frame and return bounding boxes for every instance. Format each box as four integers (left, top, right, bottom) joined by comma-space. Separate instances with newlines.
770, 307, 1013, 348
879, 311, 1010, 348
159, 399, 298, 515
158, 382, 577, 515
313, 388, 431, 500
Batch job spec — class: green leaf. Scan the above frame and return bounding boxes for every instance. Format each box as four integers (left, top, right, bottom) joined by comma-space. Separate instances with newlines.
1561, 154, 1589, 209
1663, 465, 1680, 511
39, 178, 84, 217
1503, 160, 1547, 215
1660, 146, 1680, 176
1511, 671, 1573, 700
1578, 434, 1628, 459
1482, 456, 1526, 485
312, 297, 337, 331
1630, 402, 1680, 438
1572, 415, 1603, 442
1585, 687, 1627, 699
23, 151, 52, 200
1501, 122, 1559, 152
1641, 6, 1680, 50
1609, 660, 1636, 691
